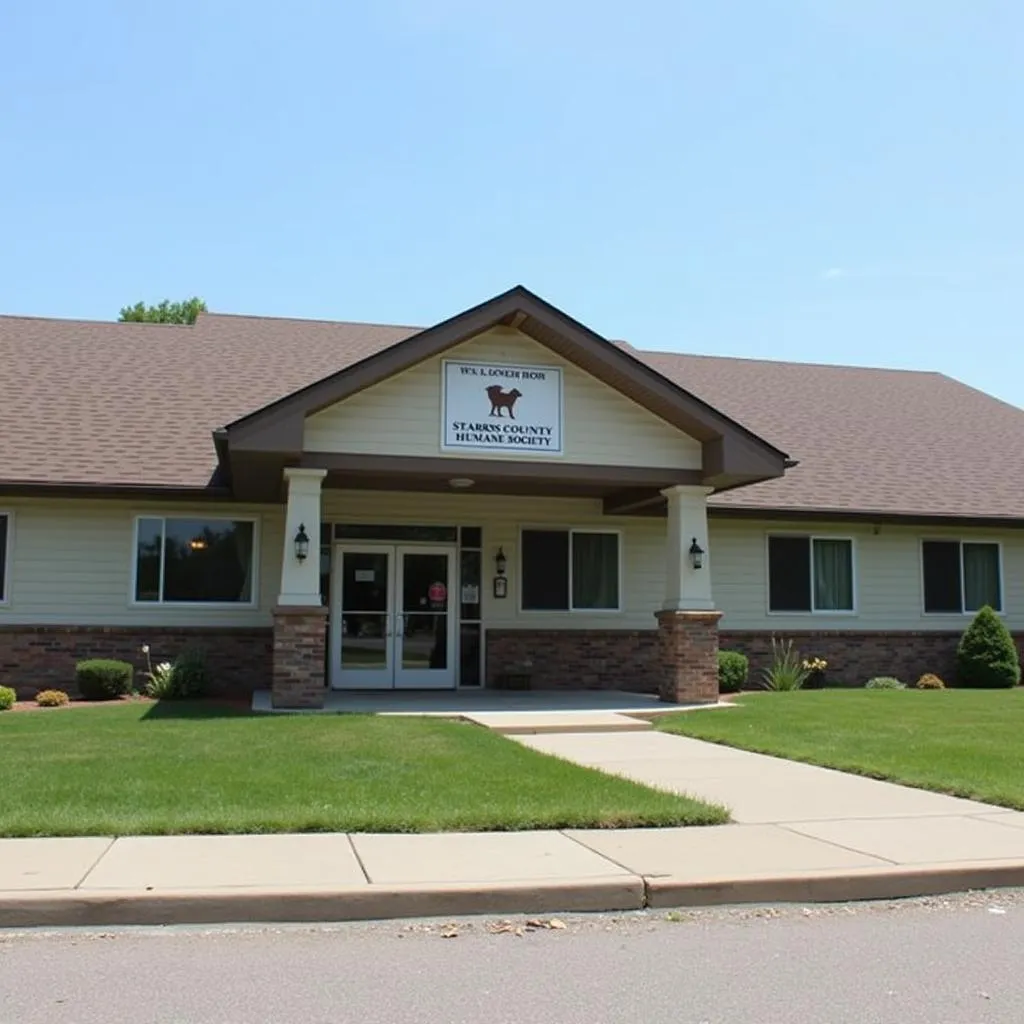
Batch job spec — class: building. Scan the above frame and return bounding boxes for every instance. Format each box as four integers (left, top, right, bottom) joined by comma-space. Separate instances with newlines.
1, 286, 1021, 706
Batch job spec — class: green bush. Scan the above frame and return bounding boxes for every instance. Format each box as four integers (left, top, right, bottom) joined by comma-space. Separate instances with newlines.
146, 648, 210, 701
915, 673, 946, 690
0, 686, 15, 711
866, 676, 906, 690
718, 651, 749, 693
35, 689, 70, 707
76, 659, 133, 701
956, 606, 1021, 689
170, 648, 210, 699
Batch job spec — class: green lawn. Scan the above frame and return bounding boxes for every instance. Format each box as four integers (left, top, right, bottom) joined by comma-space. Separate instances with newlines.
0, 703, 726, 837
658, 689, 1024, 809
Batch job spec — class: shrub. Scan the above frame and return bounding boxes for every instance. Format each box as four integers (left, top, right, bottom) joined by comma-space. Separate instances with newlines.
718, 651, 749, 693
75, 659, 133, 701
761, 638, 810, 691
866, 676, 906, 690
0, 686, 15, 711
169, 648, 210, 699
955, 606, 1021, 689
915, 673, 945, 690
35, 689, 70, 707
142, 645, 210, 700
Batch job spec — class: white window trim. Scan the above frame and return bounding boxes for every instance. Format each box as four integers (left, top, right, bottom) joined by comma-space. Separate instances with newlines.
920, 538, 1005, 616
765, 533, 858, 616
130, 514, 260, 609
0, 510, 13, 607
517, 526, 624, 614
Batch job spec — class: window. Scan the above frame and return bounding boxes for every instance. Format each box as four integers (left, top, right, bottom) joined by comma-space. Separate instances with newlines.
922, 540, 1002, 613
521, 529, 620, 611
134, 516, 257, 604
768, 536, 854, 613
0, 513, 9, 603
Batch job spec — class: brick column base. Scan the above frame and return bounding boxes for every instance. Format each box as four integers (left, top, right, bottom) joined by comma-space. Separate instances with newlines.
656, 610, 722, 704
272, 606, 328, 709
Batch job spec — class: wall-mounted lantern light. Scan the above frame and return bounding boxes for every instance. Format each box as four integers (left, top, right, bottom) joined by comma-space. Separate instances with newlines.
689, 537, 705, 570
294, 523, 310, 562
493, 546, 508, 599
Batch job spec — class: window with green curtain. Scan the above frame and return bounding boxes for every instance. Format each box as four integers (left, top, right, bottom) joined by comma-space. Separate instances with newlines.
812, 538, 854, 611
571, 532, 619, 610
963, 542, 1001, 611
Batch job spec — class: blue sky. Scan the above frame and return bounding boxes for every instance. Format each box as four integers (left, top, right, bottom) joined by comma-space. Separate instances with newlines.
2, 1, 1022, 405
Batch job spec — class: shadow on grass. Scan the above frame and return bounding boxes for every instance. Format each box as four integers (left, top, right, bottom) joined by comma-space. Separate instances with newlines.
140, 700, 256, 721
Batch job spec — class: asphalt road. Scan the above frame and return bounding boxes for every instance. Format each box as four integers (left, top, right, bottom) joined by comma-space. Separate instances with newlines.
3, 891, 1024, 1023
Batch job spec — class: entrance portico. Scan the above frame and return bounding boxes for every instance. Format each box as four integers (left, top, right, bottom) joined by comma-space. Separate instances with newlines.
219, 287, 788, 709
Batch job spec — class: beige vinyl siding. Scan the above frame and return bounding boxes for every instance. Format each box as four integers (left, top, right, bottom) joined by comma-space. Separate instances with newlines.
0, 498, 283, 626
324, 491, 667, 630
304, 328, 702, 470
711, 519, 1024, 632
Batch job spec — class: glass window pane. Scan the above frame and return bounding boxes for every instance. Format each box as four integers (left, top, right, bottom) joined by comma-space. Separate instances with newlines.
319, 545, 331, 607
341, 551, 389, 612
963, 543, 1001, 612
571, 532, 619, 610
459, 526, 482, 548
0, 514, 8, 602
135, 517, 163, 602
768, 537, 811, 612
162, 519, 255, 603
922, 541, 962, 613
521, 530, 569, 610
460, 549, 481, 620
812, 539, 854, 611
401, 552, 449, 613
459, 623, 482, 686
334, 524, 457, 543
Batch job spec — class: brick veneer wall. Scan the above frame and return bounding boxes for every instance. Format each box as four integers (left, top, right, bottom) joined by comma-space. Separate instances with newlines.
656, 610, 722, 704
0, 625, 273, 700
485, 629, 661, 692
485, 627, 1024, 694
719, 630, 1024, 687
271, 607, 328, 709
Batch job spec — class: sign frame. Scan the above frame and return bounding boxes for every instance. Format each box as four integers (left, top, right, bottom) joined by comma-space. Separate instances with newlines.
440, 359, 565, 457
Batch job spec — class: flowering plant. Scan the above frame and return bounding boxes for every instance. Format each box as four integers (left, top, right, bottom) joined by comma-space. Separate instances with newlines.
801, 657, 828, 673
141, 644, 174, 697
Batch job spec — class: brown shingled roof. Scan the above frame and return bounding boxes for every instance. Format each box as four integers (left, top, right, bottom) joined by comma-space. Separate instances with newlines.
1, 307, 1021, 520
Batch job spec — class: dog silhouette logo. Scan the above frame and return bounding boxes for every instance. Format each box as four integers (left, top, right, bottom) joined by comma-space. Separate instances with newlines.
486, 385, 522, 419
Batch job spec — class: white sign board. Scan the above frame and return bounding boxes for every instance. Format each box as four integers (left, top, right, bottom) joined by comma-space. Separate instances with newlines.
442, 361, 563, 455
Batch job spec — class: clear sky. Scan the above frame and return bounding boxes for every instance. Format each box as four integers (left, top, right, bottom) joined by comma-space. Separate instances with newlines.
2, 1, 1022, 405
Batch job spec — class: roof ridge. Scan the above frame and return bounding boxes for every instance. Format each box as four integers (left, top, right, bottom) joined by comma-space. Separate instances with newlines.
0, 313, 194, 329
636, 347, 944, 377
199, 310, 422, 331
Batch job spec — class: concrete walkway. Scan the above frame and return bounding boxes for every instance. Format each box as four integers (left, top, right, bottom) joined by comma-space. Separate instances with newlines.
4, 730, 1024, 928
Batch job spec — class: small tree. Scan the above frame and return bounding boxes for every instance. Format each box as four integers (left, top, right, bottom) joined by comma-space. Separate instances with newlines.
119, 297, 207, 325
955, 606, 1021, 689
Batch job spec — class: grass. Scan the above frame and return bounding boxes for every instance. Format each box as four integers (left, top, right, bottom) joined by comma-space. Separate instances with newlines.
657, 689, 1024, 809
0, 703, 726, 837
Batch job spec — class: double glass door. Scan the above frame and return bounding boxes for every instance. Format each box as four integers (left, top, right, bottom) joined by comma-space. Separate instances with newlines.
330, 544, 456, 689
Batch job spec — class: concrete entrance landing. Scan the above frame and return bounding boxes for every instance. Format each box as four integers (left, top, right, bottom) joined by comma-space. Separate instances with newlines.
251, 689, 719, 733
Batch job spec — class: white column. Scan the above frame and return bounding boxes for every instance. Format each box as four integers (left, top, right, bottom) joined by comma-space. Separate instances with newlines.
277, 468, 327, 606
661, 485, 714, 611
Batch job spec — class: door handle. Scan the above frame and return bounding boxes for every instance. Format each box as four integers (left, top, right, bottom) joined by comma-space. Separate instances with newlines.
395, 613, 404, 635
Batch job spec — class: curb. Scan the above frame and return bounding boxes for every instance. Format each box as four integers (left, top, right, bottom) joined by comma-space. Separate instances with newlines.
0, 877, 645, 929
4, 863, 1024, 928
646, 862, 1024, 908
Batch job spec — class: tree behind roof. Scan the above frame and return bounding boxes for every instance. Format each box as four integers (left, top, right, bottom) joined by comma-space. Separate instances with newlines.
118, 297, 207, 325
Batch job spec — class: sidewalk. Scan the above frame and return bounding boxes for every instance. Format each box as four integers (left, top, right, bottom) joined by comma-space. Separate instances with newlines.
4, 732, 1024, 928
